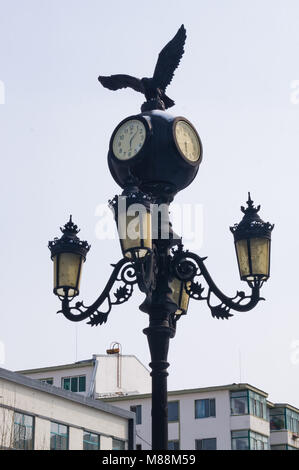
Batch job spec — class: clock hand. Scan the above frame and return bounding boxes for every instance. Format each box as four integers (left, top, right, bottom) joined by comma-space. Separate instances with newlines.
129, 130, 138, 149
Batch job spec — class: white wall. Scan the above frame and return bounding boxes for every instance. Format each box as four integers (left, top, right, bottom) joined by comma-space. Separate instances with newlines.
270, 430, 299, 449
22, 364, 94, 397
113, 397, 152, 450
107, 389, 272, 451
179, 390, 232, 450
0, 377, 129, 450
95, 355, 151, 396
20, 355, 151, 398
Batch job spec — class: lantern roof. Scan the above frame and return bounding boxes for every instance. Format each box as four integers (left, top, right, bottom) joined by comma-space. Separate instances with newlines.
48, 216, 90, 260
230, 193, 274, 241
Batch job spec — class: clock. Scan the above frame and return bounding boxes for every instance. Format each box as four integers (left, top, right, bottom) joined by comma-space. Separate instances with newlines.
108, 111, 202, 195
173, 119, 202, 165
112, 118, 148, 161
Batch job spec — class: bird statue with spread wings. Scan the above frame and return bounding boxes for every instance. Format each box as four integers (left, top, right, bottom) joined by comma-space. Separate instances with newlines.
98, 25, 187, 112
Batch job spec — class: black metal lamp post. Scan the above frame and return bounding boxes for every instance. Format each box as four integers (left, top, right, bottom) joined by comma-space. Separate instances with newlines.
48, 112, 274, 450
48, 25, 274, 451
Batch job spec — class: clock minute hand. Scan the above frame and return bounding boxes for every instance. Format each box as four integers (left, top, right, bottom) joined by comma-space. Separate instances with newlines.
129, 130, 138, 149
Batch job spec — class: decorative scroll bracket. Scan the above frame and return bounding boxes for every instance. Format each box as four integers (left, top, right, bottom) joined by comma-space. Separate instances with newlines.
171, 246, 265, 320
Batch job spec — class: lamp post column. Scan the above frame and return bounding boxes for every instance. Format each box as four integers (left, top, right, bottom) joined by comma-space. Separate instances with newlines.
142, 238, 177, 450
143, 320, 175, 450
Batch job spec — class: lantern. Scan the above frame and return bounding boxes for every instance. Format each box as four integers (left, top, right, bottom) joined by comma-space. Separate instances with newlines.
230, 194, 274, 285
48, 216, 90, 299
109, 188, 152, 260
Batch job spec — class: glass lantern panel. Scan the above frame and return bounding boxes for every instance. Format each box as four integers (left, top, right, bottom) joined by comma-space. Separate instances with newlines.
249, 238, 270, 277
171, 279, 190, 315
140, 211, 152, 251
119, 210, 152, 258
236, 239, 250, 278
54, 253, 82, 296
180, 281, 190, 314
171, 277, 181, 313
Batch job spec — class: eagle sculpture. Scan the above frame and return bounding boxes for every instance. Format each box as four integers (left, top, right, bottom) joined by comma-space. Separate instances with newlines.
98, 25, 187, 112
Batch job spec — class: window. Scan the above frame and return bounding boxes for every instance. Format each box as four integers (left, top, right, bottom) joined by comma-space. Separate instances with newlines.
230, 390, 267, 419
286, 409, 299, 433
231, 430, 269, 450
230, 391, 248, 415
39, 378, 53, 385
130, 405, 142, 425
62, 375, 86, 393
13, 412, 34, 450
270, 407, 299, 432
83, 432, 100, 450
112, 438, 126, 450
168, 401, 179, 422
195, 438, 217, 450
168, 440, 180, 450
195, 399, 216, 419
231, 430, 249, 450
136, 444, 142, 450
270, 407, 286, 430
249, 391, 267, 419
50, 422, 68, 450
250, 431, 269, 450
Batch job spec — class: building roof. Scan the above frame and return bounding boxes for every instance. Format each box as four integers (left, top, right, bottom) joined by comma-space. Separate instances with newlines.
102, 382, 269, 402
16, 354, 150, 375
0, 367, 134, 421
272, 403, 299, 414
15, 358, 95, 375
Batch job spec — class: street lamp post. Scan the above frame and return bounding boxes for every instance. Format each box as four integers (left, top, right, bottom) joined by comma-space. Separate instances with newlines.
48, 26, 274, 451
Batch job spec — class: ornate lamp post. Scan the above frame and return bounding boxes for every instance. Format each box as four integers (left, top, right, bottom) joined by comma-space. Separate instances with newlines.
48, 25, 274, 450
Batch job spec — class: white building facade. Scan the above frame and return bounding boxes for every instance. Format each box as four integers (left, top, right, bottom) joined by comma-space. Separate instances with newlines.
104, 384, 299, 451
0, 367, 135, 450
17, 356, 299, 451
17, 354, 151, 399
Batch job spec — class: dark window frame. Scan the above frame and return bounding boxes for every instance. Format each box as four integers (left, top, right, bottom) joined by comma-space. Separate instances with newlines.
195, 437, 217, 450
61, 375, 86, 393
194, 398, 216, 419
168, 400, 179, 422
50, 421, 69, 450
83, 431, 100, 450
13, 412, 34, 450
130, 405, 142, 425
168, 440, 180, 450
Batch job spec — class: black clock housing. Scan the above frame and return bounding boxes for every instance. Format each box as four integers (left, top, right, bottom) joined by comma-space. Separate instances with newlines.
107, 110, 203, 198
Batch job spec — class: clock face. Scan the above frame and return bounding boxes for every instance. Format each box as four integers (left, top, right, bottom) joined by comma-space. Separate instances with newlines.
112, 119, 146, 160
174, 120, 201, 163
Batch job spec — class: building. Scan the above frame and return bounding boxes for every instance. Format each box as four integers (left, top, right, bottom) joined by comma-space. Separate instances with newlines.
0, 367, 135, 450
17, 354, 151, 399
16, 355, 299, 451
269, 403, 299, 450
104, 383, 299, 451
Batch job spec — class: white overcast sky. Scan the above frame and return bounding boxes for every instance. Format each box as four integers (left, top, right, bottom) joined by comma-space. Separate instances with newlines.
1, 0, 299, 407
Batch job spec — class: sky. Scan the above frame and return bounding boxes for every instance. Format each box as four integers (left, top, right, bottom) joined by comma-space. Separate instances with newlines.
1, 0, 299, 408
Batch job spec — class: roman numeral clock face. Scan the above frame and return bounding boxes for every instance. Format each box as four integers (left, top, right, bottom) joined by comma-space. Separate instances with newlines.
112, 119, 146, 160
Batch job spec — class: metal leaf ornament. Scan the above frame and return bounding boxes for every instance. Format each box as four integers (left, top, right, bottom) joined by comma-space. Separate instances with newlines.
114, 285, 130, 303
210, 304, 233, 320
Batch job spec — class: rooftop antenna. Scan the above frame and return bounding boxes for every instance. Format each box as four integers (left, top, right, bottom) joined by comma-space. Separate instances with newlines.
75, 325, 78, 362
238, 348, 242, 383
